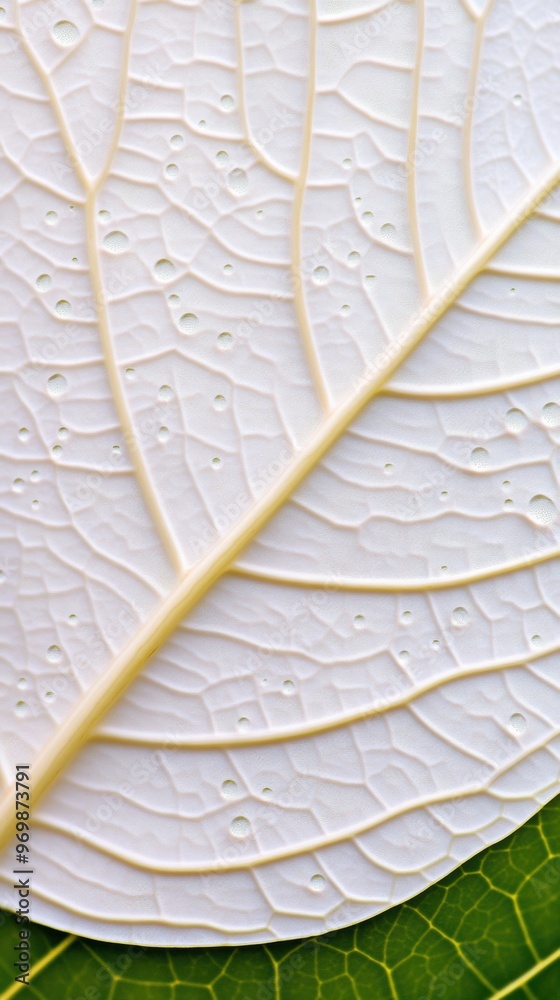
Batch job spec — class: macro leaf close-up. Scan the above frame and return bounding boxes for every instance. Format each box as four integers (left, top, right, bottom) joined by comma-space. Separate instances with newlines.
1, 0, 560, 993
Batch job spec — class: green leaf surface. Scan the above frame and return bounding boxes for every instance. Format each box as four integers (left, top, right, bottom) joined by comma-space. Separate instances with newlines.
1, 797, 559, 1000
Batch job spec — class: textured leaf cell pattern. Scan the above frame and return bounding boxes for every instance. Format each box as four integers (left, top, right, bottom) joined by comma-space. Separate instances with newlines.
1, 0, 560, 949
2, 797, 560, 998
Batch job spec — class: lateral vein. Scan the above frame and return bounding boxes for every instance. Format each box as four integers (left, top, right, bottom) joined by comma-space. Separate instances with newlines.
0, 155, 558, 854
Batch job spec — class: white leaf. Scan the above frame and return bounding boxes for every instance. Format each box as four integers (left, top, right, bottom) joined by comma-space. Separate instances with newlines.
1, 0, 560, 946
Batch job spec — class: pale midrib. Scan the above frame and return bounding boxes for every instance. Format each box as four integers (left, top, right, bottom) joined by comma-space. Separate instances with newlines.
0, 158, 559, 853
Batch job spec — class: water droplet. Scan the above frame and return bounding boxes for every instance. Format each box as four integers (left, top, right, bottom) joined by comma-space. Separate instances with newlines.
384, 462, 393, 475
45, 691, 55, 702
398, 649, 410, 663
154, 258, 175, 282
218, 331, 233, 349
529, 494, 556, 525
18, 428, 29, 442
158, 385, 172, 401
230, 816, 250, 838
0, 570, 5, 583
55, 299, 71, 317
505, 408, 527, 434
103, 230, 129, 254
52, 445, 62, 456
531, 634, 543, 648
31, 499, 39, 510
220, 94, 234, 111
282, 679, 295, 694
451, 607, 469, 628
68, 614, 78, 624
508, 712, 526, 734
47, 373, 67, 396
47, 644, 62, 663
45, 210, 58, 225
542, 402, 560, 427
165, 163, 179, 179
354, 614, 366, 629
221, 779, 238, 798
158, 426, 169, 443
470, 447, 489, 470
513, 93, 523, 105
30, 470, 39, 482
13, 479, 24, 493
227, 168, 248, 196
223, 263, 234, 275
313, 265, 329, 285
112, 444, 120, 454
342, 158, 352, 169
212, 456, 221, 468
348, 250, 360, 265
125, 367, 136, 380
36, 274, 51, 290
168, 293, 179, 305
0, 8, 6, 22
15, 701, 26, 717
362, 211, 373, 222
310, 874, 325, 892
261, 787, 273, 798
402, 610, 412, 624
98, 209, 110, 221
17, 678, 27, 689
341, 304, 351, 314
381, 222, 396, 239
213, 394, 226, 411
170, 134, 184, 148
52, 20, 79, 45
58, 427, 68, 440
178, 312, 198, 334
237, 717, 250, 731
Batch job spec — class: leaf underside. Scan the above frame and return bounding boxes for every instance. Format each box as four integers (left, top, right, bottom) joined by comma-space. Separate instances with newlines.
1, 0, 560, 948
1, 795, 560, 999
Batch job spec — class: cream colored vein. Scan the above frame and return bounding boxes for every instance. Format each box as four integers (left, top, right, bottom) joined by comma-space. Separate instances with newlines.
384, 365, 560, 399
233, 0, 296, 183
407, 0, 429, 302
32, 729, 559, 874
318, 0, 401, 26
230, 545, 560, 592
462, 1, 493, 239
235, 0, 330, 411
0, 106, 559, 855
14, 2, 182, 574
93, 634, 560, 750
290, 0, 331, 412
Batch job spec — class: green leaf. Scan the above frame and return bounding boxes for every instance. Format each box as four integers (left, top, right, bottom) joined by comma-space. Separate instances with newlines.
2, 797, 559, 1000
